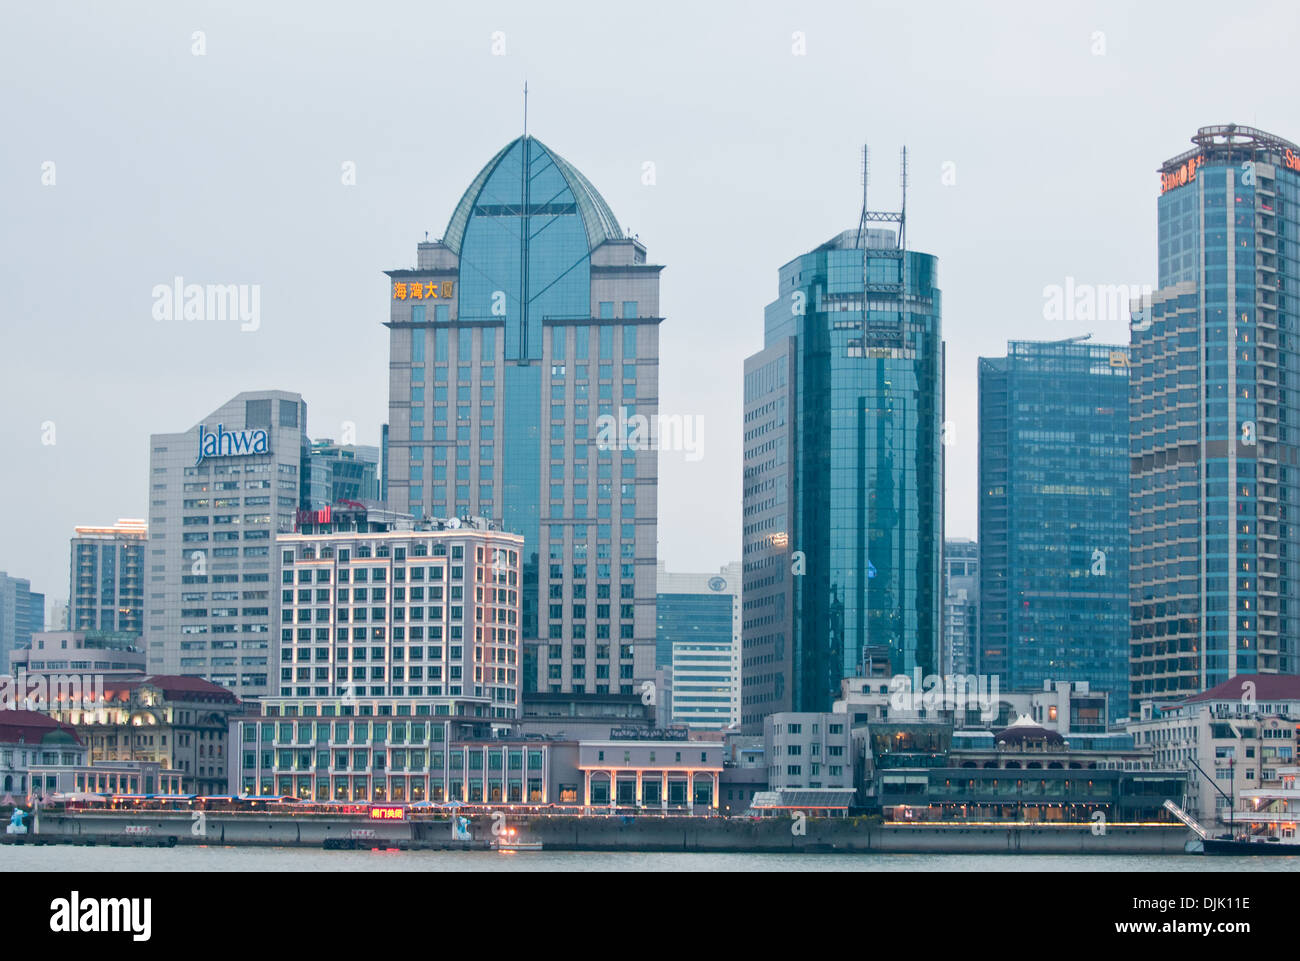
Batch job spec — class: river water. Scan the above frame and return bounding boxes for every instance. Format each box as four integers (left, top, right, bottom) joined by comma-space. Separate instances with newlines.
5, 846, 1296, 871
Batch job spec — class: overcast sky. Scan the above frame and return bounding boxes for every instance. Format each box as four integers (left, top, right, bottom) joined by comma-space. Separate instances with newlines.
3, 0, 1296, 613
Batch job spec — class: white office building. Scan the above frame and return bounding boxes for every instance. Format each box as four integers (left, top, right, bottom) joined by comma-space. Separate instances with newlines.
277, 508, 524, 720
145, 390, 309, 699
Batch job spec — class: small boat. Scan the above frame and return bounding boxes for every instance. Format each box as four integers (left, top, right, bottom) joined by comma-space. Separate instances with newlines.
492, 827, 543, 852
494, 839, 543, 852
1170, 771, 1300, 856
1187, 835, 1292, 856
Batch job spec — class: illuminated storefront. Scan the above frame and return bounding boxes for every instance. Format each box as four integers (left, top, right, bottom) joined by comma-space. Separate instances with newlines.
577, 739, 722, 809
235, 698, 577, 805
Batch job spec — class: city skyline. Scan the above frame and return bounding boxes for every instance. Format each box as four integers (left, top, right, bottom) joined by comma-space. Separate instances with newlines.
7, 1, 1298, 607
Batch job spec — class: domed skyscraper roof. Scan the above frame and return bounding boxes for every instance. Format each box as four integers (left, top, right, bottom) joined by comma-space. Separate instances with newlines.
441, 135, 623, 256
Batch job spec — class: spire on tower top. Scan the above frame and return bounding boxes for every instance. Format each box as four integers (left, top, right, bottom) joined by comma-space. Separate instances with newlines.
855, 143, 905, 250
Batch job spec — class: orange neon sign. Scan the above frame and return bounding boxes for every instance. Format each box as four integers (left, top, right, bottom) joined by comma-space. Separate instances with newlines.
393, 281, 454, 301
1285, 148, 1300, 174
1161, 155, 1204, 194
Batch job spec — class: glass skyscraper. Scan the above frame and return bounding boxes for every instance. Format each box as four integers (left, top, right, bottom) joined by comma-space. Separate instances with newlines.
742, 210, 944, 729
978, 339, 1130, 721
385, 136, 661, 699
1130, 124, 1300, 712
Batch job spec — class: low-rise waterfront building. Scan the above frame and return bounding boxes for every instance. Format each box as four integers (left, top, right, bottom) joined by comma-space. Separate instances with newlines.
1128, 674, 1300, 833
43, 674, 241, 795
874, 716, 1183, 822
830, 669, 1170, 817
578, 737, 723, 809
764, 712, 854, 792
719, 733, 766, 815
747, 789, 857, 817
32, 760, 185, 798
232, 694, 577, 803
0, 710, 85, 797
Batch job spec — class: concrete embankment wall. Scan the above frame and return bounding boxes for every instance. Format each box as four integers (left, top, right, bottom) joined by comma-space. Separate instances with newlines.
34, 813, 414, 846
27, 812, 1190, 855
509, 817, 1190, 855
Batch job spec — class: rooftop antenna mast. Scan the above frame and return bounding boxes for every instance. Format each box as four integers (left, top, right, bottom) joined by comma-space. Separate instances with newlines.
523, 81, 528, 138
898, 145, 908, 253
855, 145, 870, 248
855, 143, 905, 247
853, 144, 909, 668
899, 145, 908, 348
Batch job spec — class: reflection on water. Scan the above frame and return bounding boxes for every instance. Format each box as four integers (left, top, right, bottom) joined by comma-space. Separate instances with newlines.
7, 846, 1296, 872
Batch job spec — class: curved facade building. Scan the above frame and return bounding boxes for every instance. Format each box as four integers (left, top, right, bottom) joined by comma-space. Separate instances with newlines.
1130, 124, 1300, 712
385, 136, 662, 698
743, 223, 944, 728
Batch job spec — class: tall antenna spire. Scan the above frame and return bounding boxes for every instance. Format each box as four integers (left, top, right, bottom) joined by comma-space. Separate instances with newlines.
523, 81, 528, 138
862, 143, 869, 212
898, 145, 908, 252
854, 143, 903, 248
855, 144, 870, 248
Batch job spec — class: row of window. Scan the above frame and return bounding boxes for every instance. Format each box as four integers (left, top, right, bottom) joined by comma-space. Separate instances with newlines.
248, 750, 543, 772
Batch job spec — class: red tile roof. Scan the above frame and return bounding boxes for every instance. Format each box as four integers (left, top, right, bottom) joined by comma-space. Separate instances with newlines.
1183, 674, 1300, 704
97, 674, 240, 704
0, 710, 83, 746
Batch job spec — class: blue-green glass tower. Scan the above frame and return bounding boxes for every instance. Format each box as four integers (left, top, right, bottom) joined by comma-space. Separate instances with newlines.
1130, 125, 1300, 714
386, 136, 663, 699
742, 158, 944, 727
978, 339, 1131, 722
